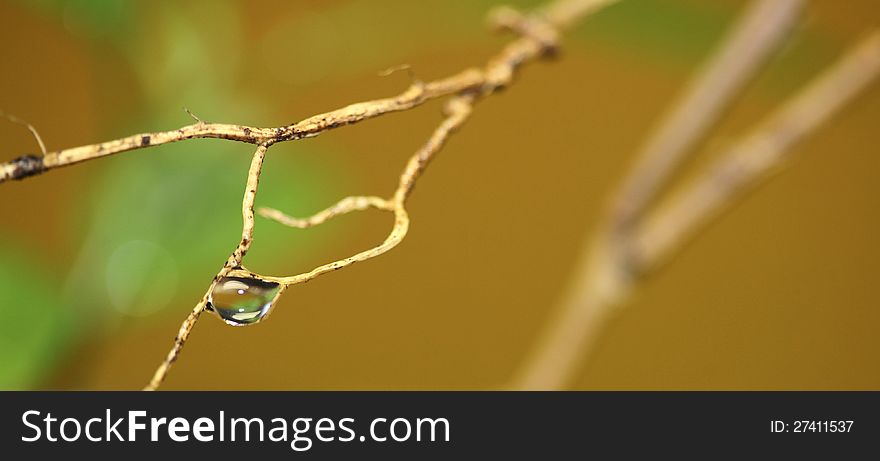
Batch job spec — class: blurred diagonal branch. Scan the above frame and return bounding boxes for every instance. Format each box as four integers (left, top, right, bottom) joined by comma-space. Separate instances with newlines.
512, 0, 807, 390
634, 32, 880, 269
608, 0, 808, 233
512, 0, 880, 389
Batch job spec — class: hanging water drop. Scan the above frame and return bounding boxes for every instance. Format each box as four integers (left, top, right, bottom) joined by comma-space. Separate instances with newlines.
207, 276, 281, 326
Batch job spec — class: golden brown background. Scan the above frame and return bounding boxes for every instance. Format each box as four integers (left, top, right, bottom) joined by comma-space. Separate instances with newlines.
0, 0, 878, 390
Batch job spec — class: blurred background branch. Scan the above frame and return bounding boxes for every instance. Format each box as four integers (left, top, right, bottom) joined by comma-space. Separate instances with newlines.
512, 0, 880, 389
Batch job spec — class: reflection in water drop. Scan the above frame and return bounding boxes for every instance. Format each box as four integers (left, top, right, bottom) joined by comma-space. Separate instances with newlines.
208, 276, 281, 326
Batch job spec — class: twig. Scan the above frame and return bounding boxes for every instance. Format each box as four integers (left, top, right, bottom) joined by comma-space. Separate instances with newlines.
145, 142, 271, 391
0, 71, 482, 183
264, 94, 476, 288
183, 107, 204, 124
259, 196, 392, 229
511, 26, 880, 389
132, 0, 619, 390
0, 0, 618, 185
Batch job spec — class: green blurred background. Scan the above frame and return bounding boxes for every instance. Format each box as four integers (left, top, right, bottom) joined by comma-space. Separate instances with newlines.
0, 0, 878, 390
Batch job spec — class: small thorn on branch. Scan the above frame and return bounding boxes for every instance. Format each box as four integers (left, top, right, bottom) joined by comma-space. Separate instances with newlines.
183, 107, 204, 124
379, 64, 422, 89
1, 110, 47, 156
378, 63, 412, 78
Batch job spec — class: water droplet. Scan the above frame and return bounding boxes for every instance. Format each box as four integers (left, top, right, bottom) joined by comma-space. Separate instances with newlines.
207, 276, 281, 326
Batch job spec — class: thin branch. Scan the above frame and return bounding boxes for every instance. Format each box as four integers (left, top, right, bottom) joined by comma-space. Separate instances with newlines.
268, 94, 475, 288
144, 298, 208, 392
183, 107, 204, 124
259, 196, 393, 229
1, 1, 619, 185
0, 70, 483, 183
230, 143, 271, 266
145, 142, 271, 391
132, 0, 620, 389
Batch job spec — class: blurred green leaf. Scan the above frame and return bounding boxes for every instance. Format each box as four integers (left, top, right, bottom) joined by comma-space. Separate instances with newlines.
0, 239, 69, 389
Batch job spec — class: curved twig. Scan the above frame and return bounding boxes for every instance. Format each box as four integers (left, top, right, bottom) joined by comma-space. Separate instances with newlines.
136, 0, 620, 390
